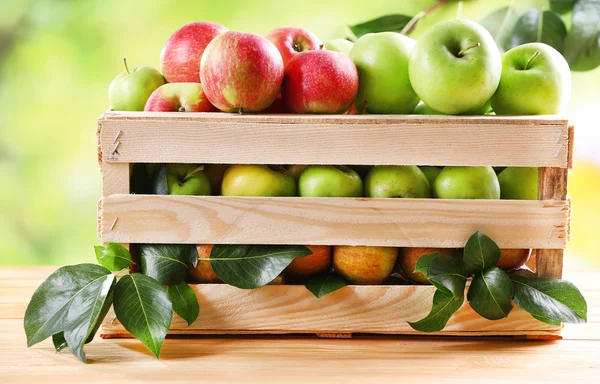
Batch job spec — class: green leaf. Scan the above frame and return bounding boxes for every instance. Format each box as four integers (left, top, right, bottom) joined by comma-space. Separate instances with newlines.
427, 255, 468, 297
413, 252, 440, 277
408, 289, 464, 333
52, 332, 67, 353
467, 267, 513, 320
140, 244, 196, 285
305, 273, 348, 298
564, 0, 600, 71
348, 14, 412, 38
480, 6, 520, 51
550, 0, 578, 14
508, 10, 567, 53
168, 282, 200, 326
24, 264, 115, 363
511, 275, 587, 324
94, 243, 134, 271
209, 245, 312, 289
113, 274, 172, 358
152, 164, 169, 195
463, 231, 500, 274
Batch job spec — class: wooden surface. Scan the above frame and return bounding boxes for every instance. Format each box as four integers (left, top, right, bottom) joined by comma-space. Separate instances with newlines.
2, 259, 598, 383
99, 195, 569, 248
97, 112, 570, 167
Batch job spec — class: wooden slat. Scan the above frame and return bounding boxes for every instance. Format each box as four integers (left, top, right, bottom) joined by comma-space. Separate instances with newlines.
97, 112, 570, 167
99, 195, 569, 249
100, 284, 559, 337
536, 167, 569, 278
100, 162, 130, 248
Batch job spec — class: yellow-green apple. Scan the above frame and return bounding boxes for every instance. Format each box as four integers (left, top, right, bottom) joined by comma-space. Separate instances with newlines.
298, 165, 363, 197
497, 167, 538, 200
324, 38, 354, 54
108, 59, 165, 111
419, 166, 442, 186
409, 19, 501, 114
282, 50, 358, 113
491, 42, 571, 115
221, 164, 296, 196
144, 83, 216, 112
365, 165, 431, 198
286, 245, 332, 279
433, 166, 500, 199
265, 27, 322, 67
200, 31, 284, 112
160, 22, 227, 83
413, 101, 492, 115
286, 165, 308, 180
333, 246, 398, 285
204, 164, 229, 195
496, 249, 531, 270
162, 164, 211, 195
189, 244, 222, 283
350, 32, 419, 114
399, 248, 461, 284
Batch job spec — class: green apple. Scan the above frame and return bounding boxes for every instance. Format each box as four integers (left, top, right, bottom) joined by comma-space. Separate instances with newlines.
413, 100, 492, 115
491, 43, 571, 115
419, 166, 442, 186
164, 164, 211, 195
221, 165, 296, 196
324, 38, 354, 55
433, 166, 500, 199
108, 58, 165, 111
365, 165, 431, 198
497, 167, 538, 200
349, 32, 419, 114
298, 165, 363, 197
409, 19, 501, 115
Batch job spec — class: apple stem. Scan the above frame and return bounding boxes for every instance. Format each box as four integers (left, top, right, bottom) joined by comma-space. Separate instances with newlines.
361, 100, 368, 114
238, 107, 243, 115
319, 44, 324, 50
178, 106, 186, 112
185, 165, 205, 180
123, 58, 130, 74
524, 49, 542, 70
401, 0, 448, 35
457, 42, 481, 57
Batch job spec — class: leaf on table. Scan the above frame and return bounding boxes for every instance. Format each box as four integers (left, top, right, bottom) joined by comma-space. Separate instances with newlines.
140, 244, 196, 285
467, 267, 513, 320
348, 14, 413, 38
511, 275, 587, 324
463, 231, 500, 274
113, 274, 172, 358
408, 289, 464, 333
427, 255, 468, 297
564, 0, 600, 71
480, 6, 520, 51
168, 282, 200, 326
209, 244, 311, 289
94, 243, 134, 271
305, 273, 348, 299
507, 10, 567, 53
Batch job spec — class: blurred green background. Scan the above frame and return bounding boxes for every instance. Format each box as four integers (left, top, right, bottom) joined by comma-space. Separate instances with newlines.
0, 0, 598, 266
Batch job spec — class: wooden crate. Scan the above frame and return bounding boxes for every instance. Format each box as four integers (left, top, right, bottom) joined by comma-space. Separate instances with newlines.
97, 112, 573, 339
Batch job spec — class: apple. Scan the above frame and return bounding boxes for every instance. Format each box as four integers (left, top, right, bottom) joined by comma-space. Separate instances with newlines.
286, 165, 308, 180
204, 164, 229, 195
286, 245, 332, 279
161, 164, 211, 195
333, 246, 398, 285
160, 22, 227, 83
413, 101, 492, 115
495, 249, 531, 271
261, 93, 286, 114
282, 50, 358, 114
221, 164, 296, 196
365, 165, 431, 198
433, 166, 500, 199
491, 43, 571, 115
350, 165, 372, 179
265, 27, 322, 67
108, 59, 165, 111
409, 19, 502, 114
298, 165, 363, 197
350, 32, 419, 114
324, 38, 354, 54
497, 167, 538, 200
399, 248, 460, 284
419, 166, 442, 186
189, 245, 222, 283
200, 31, 284, 112
144, 83, 216, 112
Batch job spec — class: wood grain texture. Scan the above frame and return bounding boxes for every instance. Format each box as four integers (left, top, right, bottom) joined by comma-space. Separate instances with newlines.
97, 112, 570, 167
101, 162, 129, 197
100, 284, 559, 337
99, 195, 570, 249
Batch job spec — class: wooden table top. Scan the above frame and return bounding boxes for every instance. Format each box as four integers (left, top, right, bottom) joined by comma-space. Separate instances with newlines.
2, 260, 599, 383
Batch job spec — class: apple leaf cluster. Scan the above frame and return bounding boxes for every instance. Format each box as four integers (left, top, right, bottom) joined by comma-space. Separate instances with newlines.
409, 231, 587, 332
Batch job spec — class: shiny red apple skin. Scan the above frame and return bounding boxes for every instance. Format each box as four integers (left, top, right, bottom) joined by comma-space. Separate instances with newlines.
200, 31, 284, 112
282, 50, 358, 114
144, 83, 216, 112
160, 22, 227, 83
265, 27, 322, 67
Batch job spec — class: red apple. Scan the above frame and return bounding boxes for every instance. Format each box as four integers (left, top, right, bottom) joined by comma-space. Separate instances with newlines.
282, 50, 358, 114
189, 244, 222, 283
286, 245, 332, 279
200, 31, 284, 112
265, 27, 322, 67
333, 246, 398, 285
496, 249, 531, 271
261, 93, 286, 114
160, 22, 227, 83
144, 83, 216, 112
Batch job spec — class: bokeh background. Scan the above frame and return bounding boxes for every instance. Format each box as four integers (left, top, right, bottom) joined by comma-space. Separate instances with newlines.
1, 0, 598, 266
